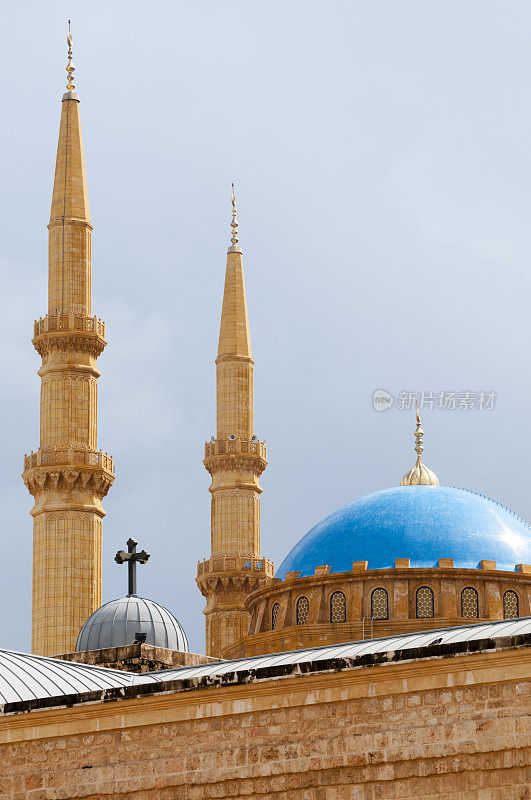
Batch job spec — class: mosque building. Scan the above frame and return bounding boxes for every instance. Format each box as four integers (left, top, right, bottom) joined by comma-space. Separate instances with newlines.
1, 31, 530, 800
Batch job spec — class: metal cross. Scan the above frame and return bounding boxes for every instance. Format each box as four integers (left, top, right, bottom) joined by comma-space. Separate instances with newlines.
114, 538, 150, 596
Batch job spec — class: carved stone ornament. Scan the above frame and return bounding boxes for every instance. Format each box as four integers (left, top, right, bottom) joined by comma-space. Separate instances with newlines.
23, 466, 115, 498
33, 332, 106, 358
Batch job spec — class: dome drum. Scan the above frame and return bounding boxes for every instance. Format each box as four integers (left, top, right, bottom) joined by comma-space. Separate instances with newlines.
223, 563, 530, 659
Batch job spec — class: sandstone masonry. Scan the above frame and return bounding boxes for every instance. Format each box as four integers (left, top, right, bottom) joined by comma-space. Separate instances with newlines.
1, 634, 529, 799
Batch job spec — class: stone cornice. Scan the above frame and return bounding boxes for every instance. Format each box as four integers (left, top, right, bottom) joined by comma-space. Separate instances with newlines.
47, 217, 93, 231
33, 331, 106, 358
0, 638, 527, 739
22, 465, 114, 500
215, 354, 253, 365
196, 571, 272, 599
205, 456, 267, 475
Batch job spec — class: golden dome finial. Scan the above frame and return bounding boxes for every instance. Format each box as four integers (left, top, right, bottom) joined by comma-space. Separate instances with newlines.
230, 182, 239, 247
66, 21, 75, 93
400, 403, 439, 486
413, 404, 424, 457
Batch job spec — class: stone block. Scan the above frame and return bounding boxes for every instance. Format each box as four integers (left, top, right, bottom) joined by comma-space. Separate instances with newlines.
54, 644, 216, 673
285, 571, 302, 582
394, 559, 410, 569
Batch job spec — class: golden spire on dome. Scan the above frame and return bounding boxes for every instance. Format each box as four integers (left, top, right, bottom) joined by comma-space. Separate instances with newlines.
66, 21, 76, 93
400, 404, 439, 486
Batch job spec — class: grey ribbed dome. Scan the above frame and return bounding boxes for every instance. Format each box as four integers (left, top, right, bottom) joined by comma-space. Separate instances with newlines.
75, 596, 188, 652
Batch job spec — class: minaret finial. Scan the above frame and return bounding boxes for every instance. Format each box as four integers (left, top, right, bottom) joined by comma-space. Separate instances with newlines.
230, 182, 239, 247
66, 21, 75, 93
400, 403, 439, 486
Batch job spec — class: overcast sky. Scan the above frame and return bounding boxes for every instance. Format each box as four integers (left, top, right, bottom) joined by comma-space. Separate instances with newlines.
1, 1, 531, 654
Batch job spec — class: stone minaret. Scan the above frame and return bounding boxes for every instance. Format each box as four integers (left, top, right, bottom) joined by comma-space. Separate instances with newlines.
22, 30, 114, 657
197, 188, 273, 658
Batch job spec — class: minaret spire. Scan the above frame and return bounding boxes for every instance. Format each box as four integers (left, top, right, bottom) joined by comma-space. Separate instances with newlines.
66, 22, 75, 93
216, 183, 252, 434
230, 183, 239, 248
197, 187, 273, 659
22, 29, 114, 657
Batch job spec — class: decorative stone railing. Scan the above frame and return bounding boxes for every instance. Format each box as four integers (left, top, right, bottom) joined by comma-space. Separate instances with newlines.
204, 438, 267, 460
23, 448, 114, 473
197, 554, 275, 577
33, 313, 105, 339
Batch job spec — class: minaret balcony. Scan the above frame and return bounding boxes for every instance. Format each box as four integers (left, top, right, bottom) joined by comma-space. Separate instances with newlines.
196, 554, 275, 600
22, 447, 115, 503
23, 447, 114, 474
34, 313, 105, 338
204, 437, 267, 474
32, 313, 106, 357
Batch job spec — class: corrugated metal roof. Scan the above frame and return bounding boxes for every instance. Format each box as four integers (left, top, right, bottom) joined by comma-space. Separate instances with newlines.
138, 617, 531, 684
0, 617, 528, 708
0, 650, 136, 704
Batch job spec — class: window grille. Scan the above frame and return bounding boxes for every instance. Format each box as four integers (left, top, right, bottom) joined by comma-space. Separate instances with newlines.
416, 586, 434, 619
296, 596, 309, 625
371, 588, 388, 620
461, 587, 479, 618
503, 590, 519, 619
330, 591, 346, 623
271, 602, 280, 630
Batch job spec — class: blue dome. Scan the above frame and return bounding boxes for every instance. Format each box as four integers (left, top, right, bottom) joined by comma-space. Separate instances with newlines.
276, 485, 531, 579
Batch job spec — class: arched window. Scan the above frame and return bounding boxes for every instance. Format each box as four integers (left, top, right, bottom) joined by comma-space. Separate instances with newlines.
416, 586, 434, 619
271, 602, 280, 630
461, 587, 479, 618
296, 596, 309, 625
371, 588, 389, 620
330, 591, 346, 623
503, 590, 519, 619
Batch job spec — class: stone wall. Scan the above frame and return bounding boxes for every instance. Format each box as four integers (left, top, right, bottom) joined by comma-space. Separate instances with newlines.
1, 643, 528, 799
